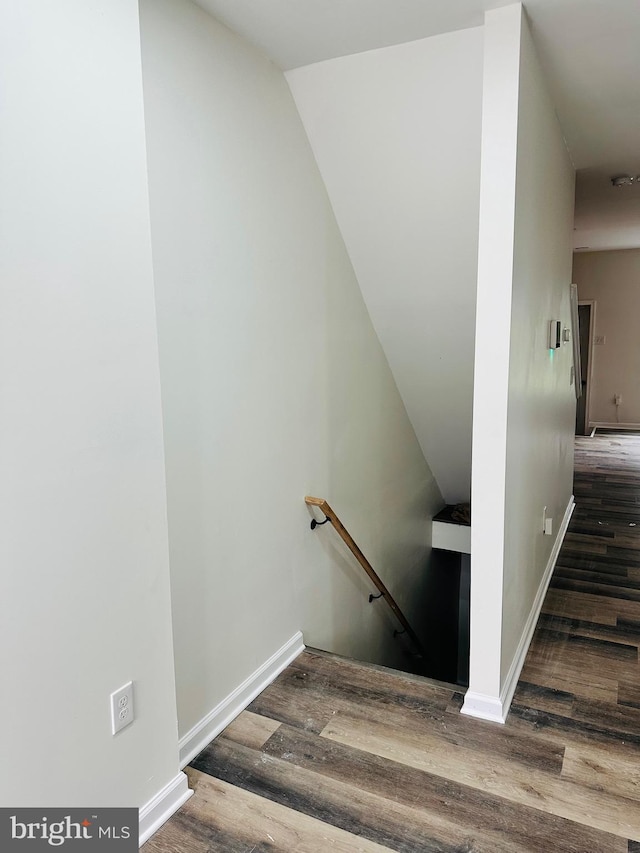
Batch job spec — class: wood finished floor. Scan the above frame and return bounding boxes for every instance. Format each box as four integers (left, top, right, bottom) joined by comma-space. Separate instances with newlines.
145, 433, 640, 852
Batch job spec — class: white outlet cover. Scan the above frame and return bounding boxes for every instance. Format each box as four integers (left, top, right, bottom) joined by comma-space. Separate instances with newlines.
110, 681, 134, 735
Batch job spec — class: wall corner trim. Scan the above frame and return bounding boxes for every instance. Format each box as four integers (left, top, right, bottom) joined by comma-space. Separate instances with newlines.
178, 631, 305, 768
139, 771, 192, 847
460, 691, 506, 724
461, 494, 575, 725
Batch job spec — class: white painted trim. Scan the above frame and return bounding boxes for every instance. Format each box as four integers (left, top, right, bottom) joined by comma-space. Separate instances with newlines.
462, 495, 575, 724
460, 691, 505, 723
178, 631, 304, 768
432, 520, 471, 554
139, 771, 192, 847
467, 2, 523, 721
590, 422, 640, 430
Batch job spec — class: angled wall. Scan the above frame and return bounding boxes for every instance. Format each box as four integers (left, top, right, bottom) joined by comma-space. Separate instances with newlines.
286, 29, 484, 504
139, 0, 443, 747
464, 4, 575, 723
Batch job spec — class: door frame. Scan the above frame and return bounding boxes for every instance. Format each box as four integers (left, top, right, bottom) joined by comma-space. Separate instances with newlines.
578, 300, 596, 433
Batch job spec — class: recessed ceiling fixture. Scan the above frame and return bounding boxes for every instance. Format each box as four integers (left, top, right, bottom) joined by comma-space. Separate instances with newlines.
611, 175, 639, 187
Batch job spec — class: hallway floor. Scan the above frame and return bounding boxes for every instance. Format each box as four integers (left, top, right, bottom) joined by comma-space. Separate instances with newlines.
145, 432, 640, 852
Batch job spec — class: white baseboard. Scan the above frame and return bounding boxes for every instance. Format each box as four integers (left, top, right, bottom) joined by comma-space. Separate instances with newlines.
460, 691, 505, 724
178, 631, 304, 768
462, 494, 575, 725
591, 422, 640, 431
139, 771, 192, 847
498, 494, 575, 718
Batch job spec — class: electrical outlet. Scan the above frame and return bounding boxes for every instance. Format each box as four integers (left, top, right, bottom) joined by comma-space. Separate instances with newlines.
110, 681, 134, 735
614, 394, 622, 405
594, 334, 606, 345
542, 506, 553, 536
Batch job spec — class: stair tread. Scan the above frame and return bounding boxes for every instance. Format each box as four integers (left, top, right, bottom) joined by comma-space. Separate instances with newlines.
304, 646, 460, 695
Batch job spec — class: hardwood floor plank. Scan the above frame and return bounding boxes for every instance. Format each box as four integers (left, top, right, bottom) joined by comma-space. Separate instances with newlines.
556, 558, 629, 578
550, 576, 640, 603
518, 658, 619, 702
618, 682, 640, 710
289, 648, 455, 702
507, 701, 640, 754
535, 612, 640, 649
617, 617, 640, 630
542, 587, 640, 623
562, 544, 607, 558
260, 723, 621, 853
195, 736, 506, 853
571, 697, 640, 739
553, 568, 637, 591
320, 712, 639, 841
221, 710, 282, 749
511, 681, 575, 716
529, 627, 638, 661
565, 527, 612, 542
608, 545, 640, 564
561, 744, 640, 804
255, 654, 564, 777
194, 726, 626, 853
247, 652, 452, 738
607, 532, 640, 548
564, 531, 612, 548
143, 768, 396, 853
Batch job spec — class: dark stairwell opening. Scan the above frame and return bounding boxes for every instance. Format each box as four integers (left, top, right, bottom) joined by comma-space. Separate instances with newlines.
306, 496, 470, 689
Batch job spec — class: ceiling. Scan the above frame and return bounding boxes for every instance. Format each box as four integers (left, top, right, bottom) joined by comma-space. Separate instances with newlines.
195, 0, 640, 250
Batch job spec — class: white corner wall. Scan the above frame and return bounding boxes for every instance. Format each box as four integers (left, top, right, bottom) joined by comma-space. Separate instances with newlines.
139, 0, 443, 743
464, 4, 575, 723
286, 29, 484, 504
573, 249, 640, 426
502, 9, 576, 684
0, 0, 181, 809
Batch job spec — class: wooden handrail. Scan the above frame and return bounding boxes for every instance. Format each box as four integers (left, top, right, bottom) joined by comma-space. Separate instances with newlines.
305, 496, 424, 657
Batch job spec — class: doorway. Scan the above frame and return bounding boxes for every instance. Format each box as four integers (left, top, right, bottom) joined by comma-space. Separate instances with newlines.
575, 301, 595, 435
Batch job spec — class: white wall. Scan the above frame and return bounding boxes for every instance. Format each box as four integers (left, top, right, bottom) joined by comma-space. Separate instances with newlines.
286, 30, 484, 504
502, 10, 576, 681
0, 0, 180, 808
465, 5, 575, 720
573, 249, 640, 425
139, 0, 442, 741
